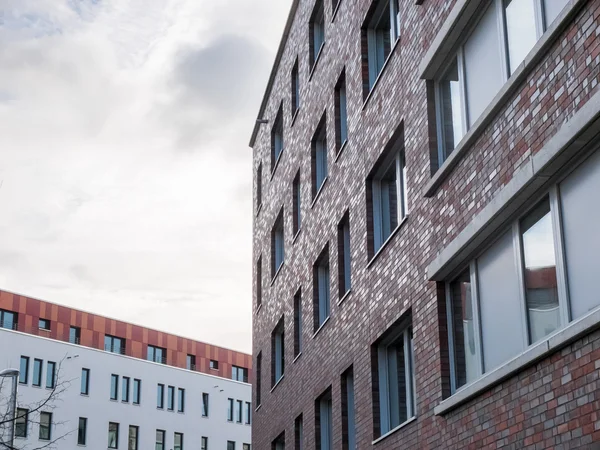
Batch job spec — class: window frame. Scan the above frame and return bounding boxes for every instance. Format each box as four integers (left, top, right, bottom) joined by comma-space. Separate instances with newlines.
39, 411, 52, 441
236, 399, 243, 423
291, 58, 300, 117
271, 317, 285, 387
256, 352, 262, 406
245, 401, 252, 425
309, 0, 325, 69
334, 70, 348, 152
338, 212, 351, 298
110, 374, 119, 401
108, 422, 119, 449
295, 414, 304, 450
157, 383, 165, 409
178, 388, 185, 413
174, 432, 184, 450
147, 345, 166, 364
133, 378, 141, 405
311, 113, 328, 200
69, 326, 81, 344
38, 318, 50, 331
294, 289, 303, 357
313, 245, 331, 332
271, 209, 285, 279
315, 388, 332, 450
0, 309, 18, 330
156, 429, 166, 450
186, 354, 196, 371
202, 392, 209, 417
81, 368, 90, 395
271, 105, 284, 172
104, 334, 125, 355
227, 398, 234, 422
32, 359, 43, 387
15, 408, 28, 438
201, 436, 208, 450
19, 356, 29, 385
122, 376, 130, 402
167, 385, 175, 411
293, 170, 302, 236
341, 367, 356, 450
128, 425, 139, 450
78, 417, 87, 445
45, 361, 56, 389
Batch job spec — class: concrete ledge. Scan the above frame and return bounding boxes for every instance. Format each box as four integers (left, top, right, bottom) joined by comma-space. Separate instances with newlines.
427, 89, 600, 281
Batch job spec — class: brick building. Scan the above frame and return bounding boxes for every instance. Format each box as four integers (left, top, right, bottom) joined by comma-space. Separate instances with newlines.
250, 0, 600, 448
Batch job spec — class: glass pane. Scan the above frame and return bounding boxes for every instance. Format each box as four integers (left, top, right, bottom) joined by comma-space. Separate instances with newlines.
521, 199, 560, 343
505, 0, 538, 74
439, 59, 463, 160
544, 0, 568, 27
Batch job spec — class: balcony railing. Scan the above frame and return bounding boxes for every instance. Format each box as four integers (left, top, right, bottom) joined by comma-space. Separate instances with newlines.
0, 321, 19, 331
104, 345, 127, 355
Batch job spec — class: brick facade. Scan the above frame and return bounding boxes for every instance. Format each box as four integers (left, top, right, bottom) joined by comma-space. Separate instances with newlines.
251, 0, 600, 449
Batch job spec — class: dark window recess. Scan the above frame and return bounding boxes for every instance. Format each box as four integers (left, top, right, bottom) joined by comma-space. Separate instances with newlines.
338, 212, 351, 298
313, 245, 331, 331
335, 70, 348, 151
271, 317, 285, 386
309, 0, 325, 67
271, 106, 284, 171
271, 209, 285, 277
311, 113, 328, 200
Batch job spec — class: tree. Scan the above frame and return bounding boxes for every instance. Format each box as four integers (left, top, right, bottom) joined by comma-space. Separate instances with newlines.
0, 359, 75, 450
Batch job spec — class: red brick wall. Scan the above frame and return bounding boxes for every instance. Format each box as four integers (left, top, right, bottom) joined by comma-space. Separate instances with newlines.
0, 289, 251, 380
252, 0, 600, 448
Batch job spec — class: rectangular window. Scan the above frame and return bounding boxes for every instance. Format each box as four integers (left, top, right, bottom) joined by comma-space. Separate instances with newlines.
122, 376, 130, 402
46, 361, 56, 389
133, 378, 141, 404
108, 422, 119, 448
341, 367, 356, 450
69, 326, 81, 344
232, 365, 249, 383
272, 209, 285, 277
157, 384, 164, 409
227, 442, 236, 450
504, 0, 541, 75
147, 345, 166, 364
291, 58, 300, 115
0, 309, 17, 330
110, 374, 119, 400
243, 445, 251, 450
272, 433, 285, 450
335, 71, 348, 151
272, 317, 285, 386
81, 368, 90, 395
271, 106, 284, 170
315, 388, 332, 450
201, 437, 208, 450
314, 245, 331, 331
294, 289, 302, 356
186, 354, 196, 371
33, 359, 43, 387
178, 388, 185, 413
256, 255, 263, 310
436, 58, 465, 164
256, 163, 263, 210
309, 0, 325, 67
311, 114, 328, 199
293, 171, 301, 235
202, 392, 209, 417
373, 317, 416, 437
19, 356, 29, 384
236, 399, 243, 423
156, 430, 165, 450
245, 401, 252, 424
209, 359, 219, 370
167, 385, 175, 411
39, 412, 52, 440
78, 417, 87, 445
104, 335, 125, 355
338, 212, 351, 297
128, 425, 138, 450
174, 432, 183, 450
295, 414, 303, 450
227, 398, 234, 421
256, 352, 262, 406
15, 408, 28, 438
38, 318, 50, 331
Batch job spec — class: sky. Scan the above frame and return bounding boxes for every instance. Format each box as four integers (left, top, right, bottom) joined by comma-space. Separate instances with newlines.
0, 0, 291, 353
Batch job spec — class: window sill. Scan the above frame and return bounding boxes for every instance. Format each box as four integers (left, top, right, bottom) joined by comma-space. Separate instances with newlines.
334, 139, 348, 163
372, 416, 417, 445
293, 352, 302, 364
270, 262, 284, 286
308, 43, 326, 82
367, 215, 408, 269
331, 0, 342, 22
292, 228, 302, 244
256, 203, 262, 218
435, 306, 600, 415
255, 303, 263, 315
270, 149, 285, 180
312, 316, 331, 339
423, 0, 585, 198
337, 288, 352, 306
362, 37, 401, 111
270, 374, 285, 393
291, 108, 300, 127
254, 403, 262, 413
311, 177, 328, 209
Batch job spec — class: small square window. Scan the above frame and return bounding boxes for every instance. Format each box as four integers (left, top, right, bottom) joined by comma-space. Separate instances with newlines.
311, 113, 328, 200
209, 359, 219, 370
309, 0, 325, 67
38, 318, 50, 331
313, 245, 330, 331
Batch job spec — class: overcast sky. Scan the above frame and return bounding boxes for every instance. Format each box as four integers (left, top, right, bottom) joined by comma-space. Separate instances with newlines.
0, 0, 291, 353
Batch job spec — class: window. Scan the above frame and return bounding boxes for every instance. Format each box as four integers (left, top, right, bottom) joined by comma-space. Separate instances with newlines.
15, 408, 28, 438
256, 352, 262, 406
104, 335, 125, 354
309, 0, 325, 67
227, 442, 236, 450
315, 388, 332, 450
128, 425, 138, 450
38, 318, 50, 331
294, 289, 302, 356
271, 106, 284, 170
78, 417, 87, 445
110, 374, 119, 400
435, 58, 465, 164
46, 361, 56, 389
313, 245, 330, 331
201, 437, 208, 450
363, 0, 400, 93
147, 345, 166, 364
69, 326, 81, 344
271, 317, 285, 386
33, 359, 43, 387
256, 255, 263, 310
236, 399, 243, 423
186, 354, 196, 371
245, 401, 252, 424
133, 379, 141, 404
202, 392, 209, 417
295, 415, 303, 450
291, 58, 300, 115
256, 163, 263, 211
81, 368, 90, 395
178, 388, 185, 412
335, 71, 348, 151
174, 432, 183, 450
19, 356, 29, 384
108, 422, 119, 448
243, 445, 251, 450
156, 430, 165, 450
0, 309, 17, 330
122, 376, 130, 402
232, 365, 248, 383
293, 171, 301, 235
373, 316, 416, 437
338, 212, 351, 297
209, 359, 219, 370
157, 384, 164, 409
272, 433, 285, 450
167, 385, 175, 411
311, 114, 328, 199
341, 367, 356, 450
39, 412, 52, 440
272, 209, 285, 277
227, 398, 234, 421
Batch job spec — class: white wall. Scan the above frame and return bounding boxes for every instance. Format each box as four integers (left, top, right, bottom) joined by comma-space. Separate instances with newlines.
0, 328, 251, 449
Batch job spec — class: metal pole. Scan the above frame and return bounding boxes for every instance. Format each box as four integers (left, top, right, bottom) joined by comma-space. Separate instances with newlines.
7, 374, 17, 450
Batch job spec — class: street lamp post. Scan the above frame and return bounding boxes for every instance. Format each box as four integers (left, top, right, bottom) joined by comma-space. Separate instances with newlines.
0, 368, 20, 450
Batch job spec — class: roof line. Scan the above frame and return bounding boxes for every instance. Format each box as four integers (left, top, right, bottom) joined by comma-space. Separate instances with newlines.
248, 0, 300, 148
